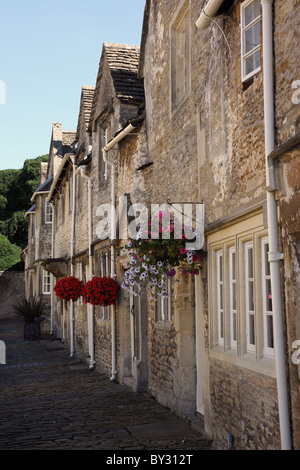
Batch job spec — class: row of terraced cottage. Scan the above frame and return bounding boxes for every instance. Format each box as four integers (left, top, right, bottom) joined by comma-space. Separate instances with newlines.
22, 0, 300, 450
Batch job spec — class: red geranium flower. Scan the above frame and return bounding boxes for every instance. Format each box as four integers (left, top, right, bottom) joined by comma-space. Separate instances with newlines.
54, 276, 84, 302
82, 276, 119, 306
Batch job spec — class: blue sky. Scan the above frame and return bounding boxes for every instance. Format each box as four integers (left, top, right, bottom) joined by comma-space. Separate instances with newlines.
0, 0, 145, 170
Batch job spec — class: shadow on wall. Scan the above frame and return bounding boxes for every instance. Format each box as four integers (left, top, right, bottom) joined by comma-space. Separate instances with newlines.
0, 270, 25, 317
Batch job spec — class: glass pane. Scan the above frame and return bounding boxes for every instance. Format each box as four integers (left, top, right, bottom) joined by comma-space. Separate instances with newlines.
264, 243, 270, 275
244, 21, 261, 54
219, 284, 223, 310
232, 312, 237, 342
245, 0, 260, 26
220, 311, 224, 339
231, 251, 236, 280
219, 255, 223, 281
249, 314, 255, 345
266, 278, 272, 311
248, 280, 254, 311
232, 283, 236, 310
248, 247, 253, 278
267, 314, 274, 349
245, 49, 260, 76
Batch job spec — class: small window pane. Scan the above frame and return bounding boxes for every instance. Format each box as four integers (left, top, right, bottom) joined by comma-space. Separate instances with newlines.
248, 247, 253, 278
245, 0, 260, 26
219, 255, 223, 281
266, 314, 274, 349
249, 313, 255, 345
264, 242, 270, 276
232, 313, 237, 342
231, 251, 236, 280
232, 283, 236, 311
248, 280, 254, 311
244, 21, 261, 54
266, 278, 272, 311
220, 311, 224, 339
245, 49, 260, 76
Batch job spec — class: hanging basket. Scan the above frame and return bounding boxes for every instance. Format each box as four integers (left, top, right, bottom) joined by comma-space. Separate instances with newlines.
54, 276, 84, 302
83, 276, 119, 306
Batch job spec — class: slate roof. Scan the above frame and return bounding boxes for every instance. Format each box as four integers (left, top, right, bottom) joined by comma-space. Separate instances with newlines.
62, 130, 77, 154
34, 175, 53, 194
104, 43, 145, 103
25, 204, 36, 217
76, 86, 95, 136
31, 175, 54, 202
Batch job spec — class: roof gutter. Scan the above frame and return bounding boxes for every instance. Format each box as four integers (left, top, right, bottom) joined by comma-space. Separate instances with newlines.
196, 0, 224, 29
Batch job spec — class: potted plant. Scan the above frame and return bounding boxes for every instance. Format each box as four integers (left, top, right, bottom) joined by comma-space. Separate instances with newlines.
54, 276, 83, 302
121, 211, 205, 299
12, 296, 47, 341
83, 276, 119, 306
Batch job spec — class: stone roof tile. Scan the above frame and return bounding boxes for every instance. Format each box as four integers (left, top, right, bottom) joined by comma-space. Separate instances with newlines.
104, 43, 144, 102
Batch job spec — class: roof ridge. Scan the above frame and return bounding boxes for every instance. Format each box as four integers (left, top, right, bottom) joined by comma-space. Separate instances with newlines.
104, 42, 140, 49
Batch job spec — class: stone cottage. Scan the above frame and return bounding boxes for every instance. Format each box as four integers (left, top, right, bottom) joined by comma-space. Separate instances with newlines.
24, 122, 77, 334
27, 0, 300, 451
137, 0, 300, 450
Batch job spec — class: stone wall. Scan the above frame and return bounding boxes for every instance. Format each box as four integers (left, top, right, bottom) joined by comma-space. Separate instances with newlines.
0, 271, 25, 317
141, 0, 300, 449
209, 359, 280, 450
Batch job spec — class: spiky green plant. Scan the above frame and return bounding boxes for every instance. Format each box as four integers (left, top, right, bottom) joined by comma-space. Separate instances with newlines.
12, 296, 47, 324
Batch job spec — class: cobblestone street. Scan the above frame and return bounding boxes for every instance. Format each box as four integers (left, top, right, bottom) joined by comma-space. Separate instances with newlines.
0, 314, 212, 453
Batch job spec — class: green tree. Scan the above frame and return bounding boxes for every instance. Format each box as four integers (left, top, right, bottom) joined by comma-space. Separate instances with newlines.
0, 154, 48, 251
0, 234, 22, 271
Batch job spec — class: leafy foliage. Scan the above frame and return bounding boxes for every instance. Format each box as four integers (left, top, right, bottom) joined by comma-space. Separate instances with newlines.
12, 296, 47, 323
0, 234, 22, 271
0, 155, 48, 270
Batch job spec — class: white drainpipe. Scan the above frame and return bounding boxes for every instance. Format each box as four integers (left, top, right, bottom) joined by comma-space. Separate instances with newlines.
261, 0, 292, 450
102, 122, 136, 381
50, 202, 55, 335
69, 156, 76, 358
76, 163, 95, 370
196, 0, 225, 29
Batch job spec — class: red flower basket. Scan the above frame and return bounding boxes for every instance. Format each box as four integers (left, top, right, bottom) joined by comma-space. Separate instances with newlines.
83, 276, 119, 306
54, 276, 84, 302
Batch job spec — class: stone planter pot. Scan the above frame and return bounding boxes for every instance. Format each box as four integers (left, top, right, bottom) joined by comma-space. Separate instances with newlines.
24, 320, 41, 341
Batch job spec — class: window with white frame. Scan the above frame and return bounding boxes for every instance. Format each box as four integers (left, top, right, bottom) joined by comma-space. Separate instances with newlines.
241, 0, 261, 82
229, 247, 237, 349
42, 268, 51, 294
170, 0, 191, 112
262, 237, 274, 357
76, 261, 83, 307
98, 251, 111, 320
245, 241, 255, 352
156, 276, 172, 323
45, 200, 52, 224
208, 215, 274, 370
217, 251, 224, 346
